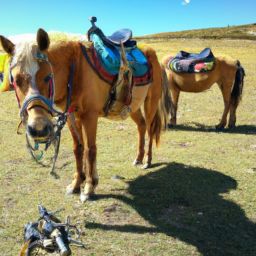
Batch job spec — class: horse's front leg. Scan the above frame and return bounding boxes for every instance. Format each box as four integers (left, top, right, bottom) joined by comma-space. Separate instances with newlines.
80, 112, 99, 202
66, 116, 85, 194
130, 109, 146, 166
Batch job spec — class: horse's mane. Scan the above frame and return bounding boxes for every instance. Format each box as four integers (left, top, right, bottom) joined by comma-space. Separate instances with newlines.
12, 40, 91, 75
216, 55, 237, 66
47, 40, 92, 65
12, 40, 39, 77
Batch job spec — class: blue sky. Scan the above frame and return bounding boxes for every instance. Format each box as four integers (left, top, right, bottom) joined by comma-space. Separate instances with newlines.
1, 0, 255, 37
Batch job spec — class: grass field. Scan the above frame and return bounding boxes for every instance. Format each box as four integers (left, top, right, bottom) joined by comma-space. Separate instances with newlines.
0, 38, 256, 256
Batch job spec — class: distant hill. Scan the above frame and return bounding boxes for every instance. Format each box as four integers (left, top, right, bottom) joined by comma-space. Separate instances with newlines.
136, 23, 256, 40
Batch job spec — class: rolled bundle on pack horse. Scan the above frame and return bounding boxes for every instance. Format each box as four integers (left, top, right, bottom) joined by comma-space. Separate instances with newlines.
0, 17, 171, 202
0, 52, 11, 92
161, 48, 245, 130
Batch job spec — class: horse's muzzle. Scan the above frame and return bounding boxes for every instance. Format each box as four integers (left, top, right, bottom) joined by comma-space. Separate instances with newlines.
27, 122, 53, 142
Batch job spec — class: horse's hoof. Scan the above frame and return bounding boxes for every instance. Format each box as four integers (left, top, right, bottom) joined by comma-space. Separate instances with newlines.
80, 193, 96, 203
215, 125, 225, 131
66, 185, 80, 195
228, 124, 235, 129
80, 193, 89, 203
133, 159, 143, 166
141, 163, 151, 169
168, 123, 175, 129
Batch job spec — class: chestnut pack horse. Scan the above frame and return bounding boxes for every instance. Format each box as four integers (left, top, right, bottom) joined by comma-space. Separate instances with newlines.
161, 54, 245, 129
0, 29, 171, 202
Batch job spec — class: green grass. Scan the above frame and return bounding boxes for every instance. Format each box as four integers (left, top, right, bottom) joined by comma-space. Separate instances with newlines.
0, 38, 256, 256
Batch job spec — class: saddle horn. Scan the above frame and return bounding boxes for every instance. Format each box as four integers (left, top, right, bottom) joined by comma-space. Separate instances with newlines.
89, 16, 97, 28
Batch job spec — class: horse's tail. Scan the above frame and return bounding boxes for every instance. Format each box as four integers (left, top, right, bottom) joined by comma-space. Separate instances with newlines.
160, 65, 172, 129
231, 60, 245, 108
151, 66, 172, 147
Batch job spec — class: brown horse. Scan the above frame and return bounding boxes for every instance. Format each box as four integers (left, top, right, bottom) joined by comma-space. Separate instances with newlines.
0, 29, 171, 202
161, 54, 245, 129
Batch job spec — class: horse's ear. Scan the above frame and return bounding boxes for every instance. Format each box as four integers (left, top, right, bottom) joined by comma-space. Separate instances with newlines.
0, 36, 15, 55
37, 28, 50, 51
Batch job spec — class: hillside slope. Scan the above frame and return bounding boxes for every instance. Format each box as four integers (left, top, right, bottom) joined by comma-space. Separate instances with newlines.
136, 23, 256, 40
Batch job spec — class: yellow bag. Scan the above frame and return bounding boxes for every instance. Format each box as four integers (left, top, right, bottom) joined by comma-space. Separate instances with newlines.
0, 53, 10, 92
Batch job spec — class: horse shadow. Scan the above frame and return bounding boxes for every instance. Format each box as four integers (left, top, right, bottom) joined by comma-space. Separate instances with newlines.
170, 122, 256, 135
85, 162, 256, 256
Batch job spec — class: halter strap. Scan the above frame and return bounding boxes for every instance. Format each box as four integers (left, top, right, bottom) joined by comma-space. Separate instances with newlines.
9, 58, 75, 118
20, 94, 63, 118
9, 68, 21, 108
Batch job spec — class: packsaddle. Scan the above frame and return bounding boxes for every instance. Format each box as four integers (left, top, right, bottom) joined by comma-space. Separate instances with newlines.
168, 48, 215, 73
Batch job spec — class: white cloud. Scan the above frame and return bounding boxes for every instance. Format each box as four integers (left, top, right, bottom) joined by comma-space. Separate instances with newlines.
8, 32, 87, 44
8, 33, 35, 44
182, 0, 191, 5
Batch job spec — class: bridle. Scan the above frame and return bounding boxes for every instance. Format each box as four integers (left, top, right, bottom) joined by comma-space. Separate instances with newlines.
10, 51, 74, 116
9, 50, 75, 176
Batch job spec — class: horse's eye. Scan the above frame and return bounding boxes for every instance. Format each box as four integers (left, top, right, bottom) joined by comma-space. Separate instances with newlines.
15, 73, 31, 87
24, 74, 32, 82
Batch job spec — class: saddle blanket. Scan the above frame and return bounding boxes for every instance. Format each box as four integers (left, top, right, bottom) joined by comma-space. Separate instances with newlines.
80, 43, 152, 86
168, 48, 215, 73
90, 33, 150, 77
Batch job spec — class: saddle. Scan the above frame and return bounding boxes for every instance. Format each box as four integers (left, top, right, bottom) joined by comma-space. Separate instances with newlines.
87, 16, 135, 47
168, 48, 215, 73
86, 16, 150, 77
105, 29, 133, 46
83, 17, 152, 119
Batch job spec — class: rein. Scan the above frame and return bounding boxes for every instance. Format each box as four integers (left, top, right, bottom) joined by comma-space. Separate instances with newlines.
9, 52, 75, 176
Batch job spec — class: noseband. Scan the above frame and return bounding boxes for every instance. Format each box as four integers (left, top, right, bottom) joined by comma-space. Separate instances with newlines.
9, 50, 75, 176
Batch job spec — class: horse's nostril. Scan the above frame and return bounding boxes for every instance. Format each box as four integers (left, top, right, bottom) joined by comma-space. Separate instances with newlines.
27, 125, 38, 137
43, 124, 53, 135
27, 123, 53, 138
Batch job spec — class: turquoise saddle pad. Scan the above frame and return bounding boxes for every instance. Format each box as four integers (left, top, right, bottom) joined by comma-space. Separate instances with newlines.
90, 34, 149, 77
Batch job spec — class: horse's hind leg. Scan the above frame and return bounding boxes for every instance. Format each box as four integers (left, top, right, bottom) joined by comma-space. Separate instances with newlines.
228, 104, 237, 128
143, 94, 161, 169
130, 109, 146, 165
228, 65, 244, 129
66, 117, 85, 194
216, 81, 233, 130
